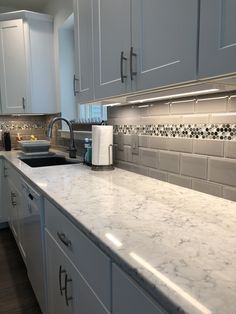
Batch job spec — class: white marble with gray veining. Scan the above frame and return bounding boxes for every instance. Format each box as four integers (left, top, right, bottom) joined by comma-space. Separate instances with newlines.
1, 151, 236, 314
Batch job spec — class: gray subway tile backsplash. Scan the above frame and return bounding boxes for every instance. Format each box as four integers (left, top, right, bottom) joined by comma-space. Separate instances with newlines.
140, 148, 159, 169
110, 93, 236, 201
123, 134, 132, 145
223, 186, 236, 202
208, 157, 236, 187
210, 113, 236, 124
192, 179, 222, 197
168, 138, 192, 153
117, 132, 124, 150
139, 135, 149, 148
168, 174, 192, 188
148, 169, 168, 182
225, 141, 236, 159
181, 154, 208, 179
182, 114, 210, 124
149, 136, 169, 150
228, 95, 236, 112
158, 115, 183, 125
118, 161, 149, 176
195, 96, 227, 113
170, 99, 195, 114
159, 151, 180, 174
193, 139, 224, 157
147, 103, 169, 116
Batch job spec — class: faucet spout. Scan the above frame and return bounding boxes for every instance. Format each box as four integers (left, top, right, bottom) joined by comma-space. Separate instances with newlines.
47, 117, 77, 158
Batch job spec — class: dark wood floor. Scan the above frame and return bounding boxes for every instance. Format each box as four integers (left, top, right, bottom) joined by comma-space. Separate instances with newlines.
0, 227, 42, 314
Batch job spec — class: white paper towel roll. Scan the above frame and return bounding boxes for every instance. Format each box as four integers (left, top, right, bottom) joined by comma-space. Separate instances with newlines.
92, 125, 113, 166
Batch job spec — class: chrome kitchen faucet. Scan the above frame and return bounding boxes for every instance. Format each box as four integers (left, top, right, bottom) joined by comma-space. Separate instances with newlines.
47, 117, 77, 158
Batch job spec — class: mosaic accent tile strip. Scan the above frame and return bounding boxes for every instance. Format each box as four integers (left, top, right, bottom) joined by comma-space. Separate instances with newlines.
114, 124, 236, 140
0, 120, 46, 131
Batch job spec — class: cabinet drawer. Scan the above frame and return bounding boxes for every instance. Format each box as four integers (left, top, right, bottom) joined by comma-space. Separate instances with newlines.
46, 231, 110, 314
112, 264, 166, 314
45, 199, 111, 311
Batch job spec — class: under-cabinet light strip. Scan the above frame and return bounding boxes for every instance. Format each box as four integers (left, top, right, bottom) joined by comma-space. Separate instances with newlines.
128, 89, 220, 104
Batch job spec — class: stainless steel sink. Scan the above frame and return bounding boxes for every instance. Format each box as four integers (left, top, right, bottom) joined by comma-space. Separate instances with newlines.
19, 155, 82, 168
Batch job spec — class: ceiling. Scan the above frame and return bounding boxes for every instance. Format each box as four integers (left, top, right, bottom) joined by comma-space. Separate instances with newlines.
0, 0, 48, 12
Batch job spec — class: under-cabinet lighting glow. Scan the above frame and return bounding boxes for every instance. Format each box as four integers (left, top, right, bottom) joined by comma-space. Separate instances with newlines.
138, 104, 150, 108
128, 89, 220, 104
11, 114, 45, 116
138, 105, 150, 108
105, 233, 123, 247
129, 252, 211, 314
103, 103, 121, 107
196, 96, 227, 102
211, 112, 236, 116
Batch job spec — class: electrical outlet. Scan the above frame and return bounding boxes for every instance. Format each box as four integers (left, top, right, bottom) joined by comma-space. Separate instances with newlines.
118, 132, 124, 151
131, 134, 139, 155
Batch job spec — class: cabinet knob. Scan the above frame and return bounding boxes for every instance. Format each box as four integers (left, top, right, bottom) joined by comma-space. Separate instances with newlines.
57, 232, 72, 248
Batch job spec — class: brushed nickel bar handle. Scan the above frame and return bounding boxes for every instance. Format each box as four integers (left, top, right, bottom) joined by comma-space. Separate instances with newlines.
65, 274, 73, 306
130, 46, 137, 80
120, 51, 127, 83
73, 75, 79, 96
22, 97, 25, 110
59, 265, 66, 296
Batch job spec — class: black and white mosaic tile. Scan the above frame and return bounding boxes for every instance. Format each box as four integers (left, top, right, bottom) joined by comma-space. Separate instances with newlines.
0, 121, 46, 131
114, 124, 236, 140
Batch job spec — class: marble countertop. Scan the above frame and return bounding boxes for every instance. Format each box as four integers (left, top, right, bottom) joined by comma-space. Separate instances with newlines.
1, 151, 236, 314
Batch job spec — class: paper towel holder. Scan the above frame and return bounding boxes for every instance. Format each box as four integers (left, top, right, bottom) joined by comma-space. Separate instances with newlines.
91, 144, 114, 171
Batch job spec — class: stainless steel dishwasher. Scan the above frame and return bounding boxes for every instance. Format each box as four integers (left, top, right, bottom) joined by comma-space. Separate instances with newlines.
21, 178, 46, 312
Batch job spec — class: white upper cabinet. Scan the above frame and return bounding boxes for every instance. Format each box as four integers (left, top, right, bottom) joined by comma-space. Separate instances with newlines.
93, 0, 132, 99
0, 11, 56, 114
74, 0, 94, 103
75, 0, 236, 102
91, 0, 198, 100
132, 0, 198, 92
0, 19, 27, 114
199, 0, 236, 78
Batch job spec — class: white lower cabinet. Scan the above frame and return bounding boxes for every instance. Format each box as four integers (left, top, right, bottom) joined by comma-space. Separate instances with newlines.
21, 179, 45, 312
3, 160, 46, 312
4, 163, 26, 263
45, 230, 110, 314
6, 176, 20, 241
0, 158, 6, 225
112, 264, 166, 314
45, 199, 111, 312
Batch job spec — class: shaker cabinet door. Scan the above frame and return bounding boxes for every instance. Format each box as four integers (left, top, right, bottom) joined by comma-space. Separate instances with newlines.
74, 0, 94, 103
0, 19, 27, 114
112, 264, 165, 314
46, 231, 77, 314
131, 0, 198, 92
46, 231, 109, 314
93, 0, 131, 99
199, 0, 236, 78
